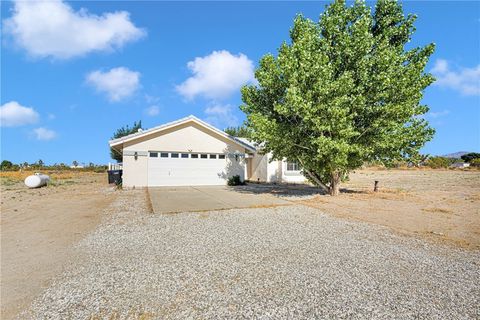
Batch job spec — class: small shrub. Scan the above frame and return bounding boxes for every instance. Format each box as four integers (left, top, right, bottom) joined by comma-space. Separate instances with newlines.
114, 179, 123, 189
227, 175, 244, 186
425, 156, 454, 169
469, 158, 480, 167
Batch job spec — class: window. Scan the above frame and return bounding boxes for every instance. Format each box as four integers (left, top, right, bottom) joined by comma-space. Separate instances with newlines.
181, 153, 189, 158
286, 161, 300, 171
218, 154, 226, 159
191, 154, 199, 159
200, 154, 208, 159
171, 153, 179, 158
150, 152, 158, 158
160, 152, 169, 158
209, 154, 217, 159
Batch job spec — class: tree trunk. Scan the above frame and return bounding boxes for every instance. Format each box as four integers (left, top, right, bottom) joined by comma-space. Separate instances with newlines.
303, 168, 329, 193
297, 159, 329, 193
329, 172, 341, 196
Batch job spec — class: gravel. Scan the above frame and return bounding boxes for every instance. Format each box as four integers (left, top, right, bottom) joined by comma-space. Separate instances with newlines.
21, 189, 480, 319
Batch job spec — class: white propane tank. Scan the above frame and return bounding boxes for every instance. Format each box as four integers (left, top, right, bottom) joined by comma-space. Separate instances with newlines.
24, 173, 50, 188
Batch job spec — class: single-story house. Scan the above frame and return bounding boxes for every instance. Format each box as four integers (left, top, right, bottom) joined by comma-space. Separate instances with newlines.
109, 115, 306, 187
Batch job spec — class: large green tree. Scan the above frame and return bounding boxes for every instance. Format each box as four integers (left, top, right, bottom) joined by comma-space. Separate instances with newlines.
241, 0, 435, 195
110, 121, 143, 162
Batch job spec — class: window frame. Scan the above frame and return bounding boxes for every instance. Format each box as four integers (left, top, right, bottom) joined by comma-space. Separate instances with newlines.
171, 153, 179, 158
286, 161, 301, 172
149, 152, 158, 158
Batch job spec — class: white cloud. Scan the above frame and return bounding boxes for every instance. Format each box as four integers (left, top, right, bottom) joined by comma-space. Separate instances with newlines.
431, 59, 448, 74
431, 59, 480, 96
426, 109, 450, 119
86, 67, 140, 102
33, 127, 57, 141
144, 94, 160, 104
204, 104, 238, 128
145, 105, 160, 116
176, 50, 255, 100
2, 0, 145, 59
0, 101, 39, 127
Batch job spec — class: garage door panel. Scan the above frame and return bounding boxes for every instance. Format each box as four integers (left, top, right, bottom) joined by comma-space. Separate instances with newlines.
148, 156, 234, 186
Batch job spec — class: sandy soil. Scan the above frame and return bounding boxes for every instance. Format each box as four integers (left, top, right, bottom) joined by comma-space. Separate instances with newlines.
0, 173, 115, 320
298, 169, 480, 249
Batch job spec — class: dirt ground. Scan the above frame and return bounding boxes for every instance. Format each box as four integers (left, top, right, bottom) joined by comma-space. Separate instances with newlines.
0, 168, 478, 318
0, 172, 115, 319
298, 168, 480, 250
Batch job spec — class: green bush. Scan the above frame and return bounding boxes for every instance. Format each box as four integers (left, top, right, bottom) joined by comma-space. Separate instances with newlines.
469, 158, 480, 167
227, 175, 244, 186
425, 156, 454, 169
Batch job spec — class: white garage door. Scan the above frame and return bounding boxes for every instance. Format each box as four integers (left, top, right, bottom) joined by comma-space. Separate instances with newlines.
147, 151, 235, 186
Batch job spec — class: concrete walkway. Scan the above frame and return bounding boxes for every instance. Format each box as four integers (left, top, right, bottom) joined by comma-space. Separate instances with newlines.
148, 186, 291, 214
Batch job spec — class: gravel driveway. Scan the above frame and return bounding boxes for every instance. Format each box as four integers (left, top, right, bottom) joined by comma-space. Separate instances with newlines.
21, 189, 480, 319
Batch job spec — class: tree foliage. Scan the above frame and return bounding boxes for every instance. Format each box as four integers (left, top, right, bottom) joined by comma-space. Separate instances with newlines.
0, 160, 14, 171
241, 0, 435, 195
224, 123, 253, 138
425, 156, 454, 169
110, 121, 143, 162
460, 152, 480, 163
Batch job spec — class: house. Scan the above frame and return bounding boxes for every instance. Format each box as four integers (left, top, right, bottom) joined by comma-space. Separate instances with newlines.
109, 115, 306, 187
450, 162, 470, 168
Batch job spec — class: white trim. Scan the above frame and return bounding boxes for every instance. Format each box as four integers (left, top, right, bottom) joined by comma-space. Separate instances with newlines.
109, 115, 256, 152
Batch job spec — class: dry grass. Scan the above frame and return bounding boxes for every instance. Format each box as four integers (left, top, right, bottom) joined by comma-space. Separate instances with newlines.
0, 170, 93, 181
295, 169, 480, 249
422, 207, 453, 214
0, 170, 106, 191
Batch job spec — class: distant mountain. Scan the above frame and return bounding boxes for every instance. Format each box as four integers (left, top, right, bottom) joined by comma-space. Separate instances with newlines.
442, 151, 472, 159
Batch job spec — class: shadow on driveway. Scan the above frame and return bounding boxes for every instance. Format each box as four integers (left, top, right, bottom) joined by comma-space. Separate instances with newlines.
148, 184, 322, 214
234, 183, 325, 197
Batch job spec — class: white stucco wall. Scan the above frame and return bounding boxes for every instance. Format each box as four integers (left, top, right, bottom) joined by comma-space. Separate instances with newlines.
281, 160, 307, 183
266, 157, 281, 183
122, 153, 148, 188
120, 122, 247, 187
249, 153, 268, 182
262, 153, 307, 184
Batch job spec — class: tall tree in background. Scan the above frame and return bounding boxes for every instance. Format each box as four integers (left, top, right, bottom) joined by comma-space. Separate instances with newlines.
224, 123, 253, 138
0, 160, 13, 171
110, 121, 143, 162
241, 0, 435, 195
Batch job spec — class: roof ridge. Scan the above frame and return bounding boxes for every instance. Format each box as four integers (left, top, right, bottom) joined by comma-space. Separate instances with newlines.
108, 115, 256, 152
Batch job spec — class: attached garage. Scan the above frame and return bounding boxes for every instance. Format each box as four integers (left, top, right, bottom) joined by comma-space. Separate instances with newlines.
147, 151, 229, 186
109, 115, 256, 188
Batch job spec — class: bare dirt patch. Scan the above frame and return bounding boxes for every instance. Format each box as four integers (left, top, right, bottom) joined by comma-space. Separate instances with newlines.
297, 169, 480, 249
0, 172, 116, 319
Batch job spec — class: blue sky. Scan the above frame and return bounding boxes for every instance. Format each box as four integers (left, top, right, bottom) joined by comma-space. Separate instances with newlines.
1, 1, 479, 165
